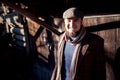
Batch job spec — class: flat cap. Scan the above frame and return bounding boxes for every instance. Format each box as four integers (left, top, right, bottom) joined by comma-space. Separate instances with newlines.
63, 7, 84, 19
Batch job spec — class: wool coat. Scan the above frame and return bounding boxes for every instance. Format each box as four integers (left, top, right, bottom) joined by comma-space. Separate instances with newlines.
51, 32, 106, 80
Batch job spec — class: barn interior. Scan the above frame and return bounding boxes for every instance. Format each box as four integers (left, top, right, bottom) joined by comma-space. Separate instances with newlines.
0, 0, 120, 80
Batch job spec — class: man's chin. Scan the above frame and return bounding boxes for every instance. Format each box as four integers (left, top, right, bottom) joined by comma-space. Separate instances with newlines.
67, 32, 77, 37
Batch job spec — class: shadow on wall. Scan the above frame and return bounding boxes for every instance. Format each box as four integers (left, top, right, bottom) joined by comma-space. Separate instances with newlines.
85, 21, 120, 32
114, 47, 120, 80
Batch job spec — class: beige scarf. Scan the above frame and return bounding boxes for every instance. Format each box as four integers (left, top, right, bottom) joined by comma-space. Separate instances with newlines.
57, 27, 86, 80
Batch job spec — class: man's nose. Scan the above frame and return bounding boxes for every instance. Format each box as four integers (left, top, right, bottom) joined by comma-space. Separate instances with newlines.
69, 20, 74, 26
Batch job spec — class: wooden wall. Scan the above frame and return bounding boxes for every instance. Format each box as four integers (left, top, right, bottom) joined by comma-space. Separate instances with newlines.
83, 14, 120, 80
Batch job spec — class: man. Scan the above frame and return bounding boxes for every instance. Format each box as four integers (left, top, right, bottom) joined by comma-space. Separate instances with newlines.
51, 7, 106, 80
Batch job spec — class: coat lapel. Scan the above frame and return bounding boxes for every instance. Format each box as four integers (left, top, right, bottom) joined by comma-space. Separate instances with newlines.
71, 44, 89, 80
81, 44, 89, 56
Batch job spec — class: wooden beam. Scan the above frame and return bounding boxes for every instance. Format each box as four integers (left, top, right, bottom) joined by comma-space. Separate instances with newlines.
1, 0, 61, 36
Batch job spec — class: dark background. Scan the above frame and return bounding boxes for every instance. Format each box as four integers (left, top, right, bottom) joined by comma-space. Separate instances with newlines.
3, 0, 120, 17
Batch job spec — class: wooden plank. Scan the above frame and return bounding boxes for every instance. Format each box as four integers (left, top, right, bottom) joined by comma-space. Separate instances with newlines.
10, 27, 25, 35
83, 14, 120, 27
14, 34, 26, 41
99, 29, 116, 60
116, 28, 120, 49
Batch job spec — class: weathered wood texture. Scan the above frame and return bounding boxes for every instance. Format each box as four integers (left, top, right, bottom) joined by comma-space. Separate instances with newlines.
83, 14, 120, 60
83, 14, 120, 80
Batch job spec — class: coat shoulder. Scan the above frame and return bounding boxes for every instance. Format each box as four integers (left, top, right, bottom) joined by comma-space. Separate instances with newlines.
87, 32, 103, 41
83, 32, 104, 45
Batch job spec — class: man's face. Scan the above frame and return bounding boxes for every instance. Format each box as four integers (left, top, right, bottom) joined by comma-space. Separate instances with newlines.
64, 18, 82, 37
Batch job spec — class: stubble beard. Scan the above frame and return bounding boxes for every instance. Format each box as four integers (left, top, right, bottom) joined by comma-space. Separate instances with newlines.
66, 31, 77, 37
